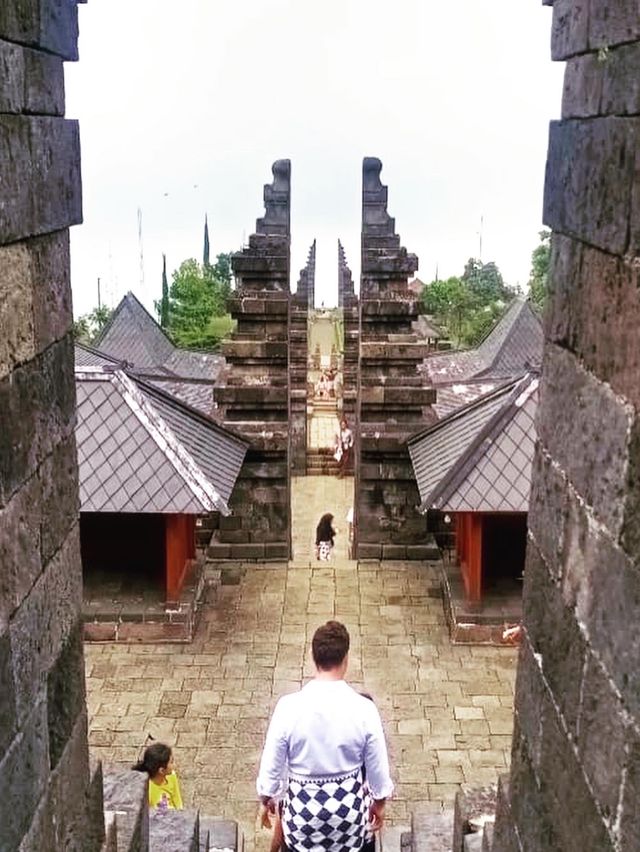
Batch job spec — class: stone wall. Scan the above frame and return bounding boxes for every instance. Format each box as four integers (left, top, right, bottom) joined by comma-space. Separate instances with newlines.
290, 241, 315, 474
0, 2, 105, 849
493, 3, 640, 850
211, 161, 291, 560
354, 158, 436, 560
338, 240, 358, 423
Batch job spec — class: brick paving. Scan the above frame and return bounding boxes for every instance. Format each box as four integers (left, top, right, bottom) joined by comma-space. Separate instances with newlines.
85, 476, 517, 851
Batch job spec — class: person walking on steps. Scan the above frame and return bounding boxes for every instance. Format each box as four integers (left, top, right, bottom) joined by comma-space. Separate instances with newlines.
256, 620, 393, 852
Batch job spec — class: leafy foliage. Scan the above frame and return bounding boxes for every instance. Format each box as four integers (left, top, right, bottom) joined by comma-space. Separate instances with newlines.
420, 258, 515, 346
156, 257, 233, 349
73, 305, 114, 344
528, 230, 551, 308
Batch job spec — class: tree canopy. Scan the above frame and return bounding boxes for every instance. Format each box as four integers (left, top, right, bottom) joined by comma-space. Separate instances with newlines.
73, 305, 113, 345
528, 230, 551, 308
157, 254, 233, 349
421, 258, 515, 346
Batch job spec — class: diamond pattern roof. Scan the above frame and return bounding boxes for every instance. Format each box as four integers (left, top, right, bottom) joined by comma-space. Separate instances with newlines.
94, 292, 223, 385
408, 375, 538, 513
423, 298, 543, 385
76, 368, 247, 514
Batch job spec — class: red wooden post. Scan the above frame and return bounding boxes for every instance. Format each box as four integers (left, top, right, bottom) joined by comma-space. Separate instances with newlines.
165, 514, 190, 604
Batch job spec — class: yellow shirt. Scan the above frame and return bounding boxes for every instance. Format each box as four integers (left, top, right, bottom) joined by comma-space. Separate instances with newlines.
148, 772, 183, 809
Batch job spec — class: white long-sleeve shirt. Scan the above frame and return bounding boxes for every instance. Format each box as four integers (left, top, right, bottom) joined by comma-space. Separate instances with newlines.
256, 679, 394, 801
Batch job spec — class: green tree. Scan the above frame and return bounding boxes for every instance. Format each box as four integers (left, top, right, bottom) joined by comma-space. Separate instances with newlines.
73, 305, 113, 344
212, 252, 233, 287
462, 257, 513, 303
160, 258, 232, 349
528, 230, 551, 308
421, 276, 475, 343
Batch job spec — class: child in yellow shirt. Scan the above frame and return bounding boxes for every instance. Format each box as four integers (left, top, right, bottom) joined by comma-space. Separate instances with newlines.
133, 742, 183, 810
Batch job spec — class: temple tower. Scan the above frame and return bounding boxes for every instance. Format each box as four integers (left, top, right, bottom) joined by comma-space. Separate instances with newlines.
338, 240, 359, 423
290, 240, 316, 474
355, 158, 436, 560
211, 161, 291, 560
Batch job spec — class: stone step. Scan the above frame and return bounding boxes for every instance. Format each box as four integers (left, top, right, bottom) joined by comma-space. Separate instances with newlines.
463, 833, 483, 852
410, 807, 454, 852
379, 824, 411, 852
149, 808, 199, 851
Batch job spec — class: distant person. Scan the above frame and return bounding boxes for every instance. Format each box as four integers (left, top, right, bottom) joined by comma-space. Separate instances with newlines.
256, 621, 393, 852
336, 417, 354, 477
315, 512, 336, 561
133, 742, 183, 810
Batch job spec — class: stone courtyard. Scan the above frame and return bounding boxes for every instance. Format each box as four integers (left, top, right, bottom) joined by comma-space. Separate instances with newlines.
85, 476, 517, 850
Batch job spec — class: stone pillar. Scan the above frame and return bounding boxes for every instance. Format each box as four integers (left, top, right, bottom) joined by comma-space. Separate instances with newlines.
0, 2, 104, 849
493, 6, 640, 851
354, 158, 436, 560
337, 240, 358, 422
212, 161, 291, 560
290, 241, 315, 475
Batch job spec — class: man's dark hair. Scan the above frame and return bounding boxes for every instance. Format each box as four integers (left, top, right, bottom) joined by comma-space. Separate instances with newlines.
312, 621, 350, 670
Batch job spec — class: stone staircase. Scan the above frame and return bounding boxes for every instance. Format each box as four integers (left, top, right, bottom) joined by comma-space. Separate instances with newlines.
306, 447, 340, 476
102, 766, 242, 852
381, 781, 501, 852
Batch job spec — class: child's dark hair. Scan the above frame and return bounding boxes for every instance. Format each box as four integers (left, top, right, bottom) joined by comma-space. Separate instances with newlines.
133, 742, 172, 776
316, 513, 335, 544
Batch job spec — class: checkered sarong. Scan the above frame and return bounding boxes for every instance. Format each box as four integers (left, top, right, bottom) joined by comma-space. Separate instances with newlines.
283, 768, 366, 852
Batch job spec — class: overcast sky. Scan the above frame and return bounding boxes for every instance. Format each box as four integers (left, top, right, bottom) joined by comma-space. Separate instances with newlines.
66, 1, 563, 316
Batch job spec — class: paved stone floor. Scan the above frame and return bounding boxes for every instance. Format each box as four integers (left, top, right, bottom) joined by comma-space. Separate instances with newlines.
85, 476, 517, 851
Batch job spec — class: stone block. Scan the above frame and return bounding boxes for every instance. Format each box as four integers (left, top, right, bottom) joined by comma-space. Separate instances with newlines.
491, 775, 520, 852
265, 542, 289, 559
27, 711, 91, 851
406, 543, 440, 560
545, 237, 640, 408
0, 471, 41, 629
0, 698, 50, 852
0, 334, 76, 506
512, 636, 545, 776
589, 0, 640, 49
0, 115, 81, 245
9, 525, 82, 722
0, 41, 66, 115
563, 44, 640, 119
0, 0, 79, 61
453, 783, 497, 852
537, 343, 632, 538
411, 806, 454, 852
198, 817, 238, 851
0, 241, 36, 377
47, 621, 86, 769
382, 544, 406, 560
544, 117, 640, 256
522, 541, 586, 737
550, 0, 588, 60
576, 653, 626, 821
149, 808, 199, 851
356, 542, 382, 560
619, 733, 640, 849
230, 543, 265, 560
102, 766, 149, 852
538, 691, 615, 851
0, 630, 17, 760
527, 448, 568, 580
38, 432, 79, 562
571, 526, 640, 719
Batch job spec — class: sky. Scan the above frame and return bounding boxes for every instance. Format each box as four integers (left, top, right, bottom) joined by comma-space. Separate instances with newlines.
65, 1, 563, 317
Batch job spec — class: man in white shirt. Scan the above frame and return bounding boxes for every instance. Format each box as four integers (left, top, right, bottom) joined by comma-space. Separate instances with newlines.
257, 621, 393, 852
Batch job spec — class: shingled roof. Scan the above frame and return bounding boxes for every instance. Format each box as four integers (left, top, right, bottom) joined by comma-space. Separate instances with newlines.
94, 291, 224, 381
75, 366, 248, 515
423, 298, 543, 386
408, 373, 538, 514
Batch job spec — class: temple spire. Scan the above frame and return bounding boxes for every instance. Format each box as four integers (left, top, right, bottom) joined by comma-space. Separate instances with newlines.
203, 214, 210, 268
